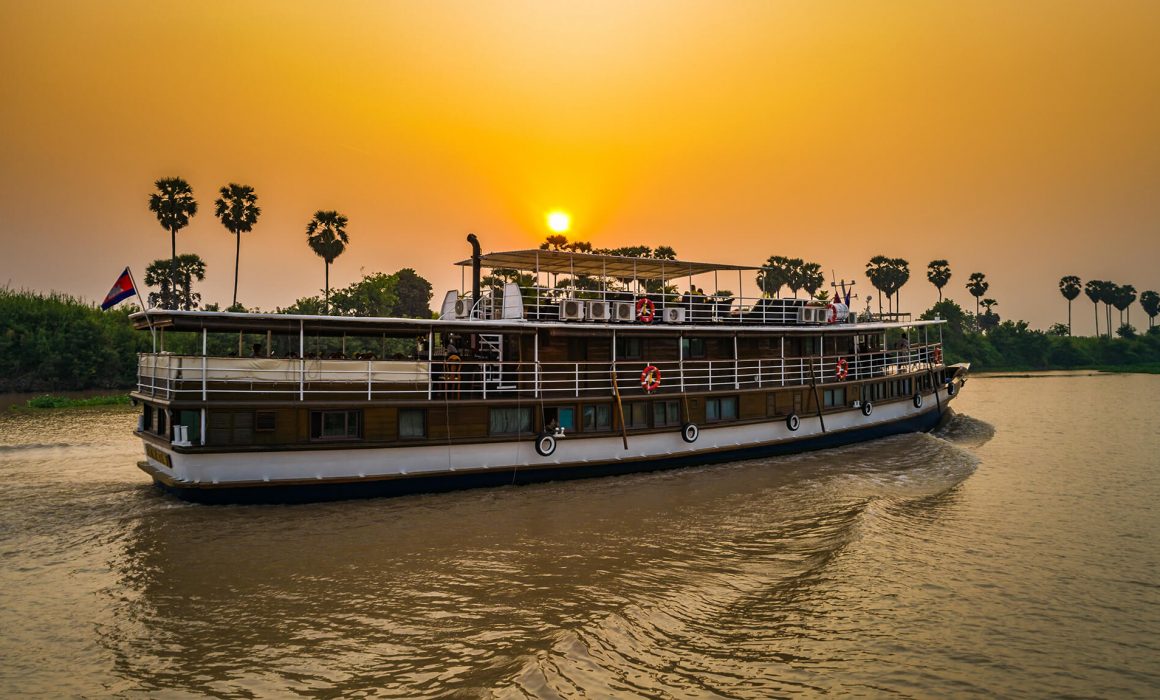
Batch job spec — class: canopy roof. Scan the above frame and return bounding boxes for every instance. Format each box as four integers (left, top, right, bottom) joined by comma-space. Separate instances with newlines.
455, 249, 760, 281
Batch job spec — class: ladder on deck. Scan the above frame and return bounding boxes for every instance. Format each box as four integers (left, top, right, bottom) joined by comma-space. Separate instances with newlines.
478, 334, 515, 392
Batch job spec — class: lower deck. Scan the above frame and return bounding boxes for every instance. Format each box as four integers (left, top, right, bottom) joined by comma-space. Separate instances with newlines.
133, 366, 955, 452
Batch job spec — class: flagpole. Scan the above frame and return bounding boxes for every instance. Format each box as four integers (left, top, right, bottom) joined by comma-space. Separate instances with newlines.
126, 266, 156, 350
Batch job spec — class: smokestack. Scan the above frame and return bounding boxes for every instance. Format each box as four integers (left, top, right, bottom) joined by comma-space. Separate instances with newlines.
466, 233, 482, 311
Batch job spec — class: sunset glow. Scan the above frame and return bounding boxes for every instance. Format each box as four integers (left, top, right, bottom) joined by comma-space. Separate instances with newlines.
0, 1, 1158, 329
547, 212, 571, 234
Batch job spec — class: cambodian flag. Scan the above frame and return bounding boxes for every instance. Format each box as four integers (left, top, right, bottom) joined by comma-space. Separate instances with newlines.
101, 267, 136, 310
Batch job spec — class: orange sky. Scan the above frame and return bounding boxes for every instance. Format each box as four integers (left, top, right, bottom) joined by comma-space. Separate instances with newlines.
2, 1, 1158, 332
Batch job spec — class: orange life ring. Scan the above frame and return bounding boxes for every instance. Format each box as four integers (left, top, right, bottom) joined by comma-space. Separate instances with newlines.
934, 347, 943, 363
636, 297, 656, 323
835, 357, 849, 380
640, 364, 662, 392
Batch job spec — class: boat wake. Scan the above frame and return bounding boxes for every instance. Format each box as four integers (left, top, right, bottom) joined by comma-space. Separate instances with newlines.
932, 410, 996, 449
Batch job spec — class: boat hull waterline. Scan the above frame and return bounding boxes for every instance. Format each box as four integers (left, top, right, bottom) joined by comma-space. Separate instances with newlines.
139, 391, 953, 504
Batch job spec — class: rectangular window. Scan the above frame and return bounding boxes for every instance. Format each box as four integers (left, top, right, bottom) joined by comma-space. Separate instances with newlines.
706, 396, 738, 422
680, 337, 706, 359
625, 402, 649, 429
399, 408, 426, 438
310, 410, 361, 440
156, 409, 167, 437
490, 407, 532, 435
616, 337, 642, 360
255, 411, 277, 432
582, 404, 612, 431
142, 406, 153, 431
823, 388, 847, 408
653, 400, 680, 427
558, 407, 575, 431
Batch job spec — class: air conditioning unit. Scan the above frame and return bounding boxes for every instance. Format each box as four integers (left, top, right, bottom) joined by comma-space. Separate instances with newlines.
663, 307, 686, 324
587, 301, 611, 321
453, 298, 473, 319
798, 305, 826, 325
612, 301, 636, 322
558, 299, 585, 321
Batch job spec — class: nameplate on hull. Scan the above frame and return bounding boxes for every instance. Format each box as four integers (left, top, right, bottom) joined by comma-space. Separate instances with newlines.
145, 443, 172, 468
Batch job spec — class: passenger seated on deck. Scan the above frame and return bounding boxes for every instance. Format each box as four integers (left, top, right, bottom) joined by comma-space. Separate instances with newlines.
251, 343, 263, 357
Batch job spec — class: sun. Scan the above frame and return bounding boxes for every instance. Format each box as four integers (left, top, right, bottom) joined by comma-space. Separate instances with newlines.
546, 211, 571, 233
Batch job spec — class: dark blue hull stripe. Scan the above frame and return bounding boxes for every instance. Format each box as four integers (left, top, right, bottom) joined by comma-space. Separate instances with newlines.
154, 409, 946, 505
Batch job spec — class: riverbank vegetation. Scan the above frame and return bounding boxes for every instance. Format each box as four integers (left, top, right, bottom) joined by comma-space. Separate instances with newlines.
22, 394, 132, 409
0, 287, 149, 392
922, 299, 1160, 371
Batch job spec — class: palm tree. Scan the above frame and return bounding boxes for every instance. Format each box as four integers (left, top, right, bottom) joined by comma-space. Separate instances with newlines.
1097, 281, 1118, 339
966, 272, 989, 322
1113, 284, 1137, 328
144, 254, 207, 310
865, 255, 891, 317
213, 183, 261, 308
927, 260, 952, 302
757, 255, 793, 298
799, 262, 825, 297
1084, 280, 1102, 337
890, 258, 910, 313
306, 210, 349, 314
148, 177, 198, 309
1058, 275, 1081, 336
784, 258, 806, 298
1140, 290, 1160, 329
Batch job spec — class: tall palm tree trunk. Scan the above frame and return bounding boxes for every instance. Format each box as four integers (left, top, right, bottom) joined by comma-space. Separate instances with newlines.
1067, 300, 1072, 336
1093, 302, 1099, 337
324, 260, 330, 315
169, 227, 177, 310
232, 233, 241, 307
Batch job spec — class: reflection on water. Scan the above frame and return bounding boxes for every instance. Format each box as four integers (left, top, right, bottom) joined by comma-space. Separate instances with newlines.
2, 375, 1159, 698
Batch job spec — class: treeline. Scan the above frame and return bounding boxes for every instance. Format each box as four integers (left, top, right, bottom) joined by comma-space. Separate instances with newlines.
922, 299, 1160, 371
0, 287, 151, 392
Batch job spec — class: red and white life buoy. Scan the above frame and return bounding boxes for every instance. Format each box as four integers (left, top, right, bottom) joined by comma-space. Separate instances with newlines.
640, 364, 662, 393
934, 347, 943, 364
636, 298, 656, 323
827, 303, 839, 324
835, 357, 849, 380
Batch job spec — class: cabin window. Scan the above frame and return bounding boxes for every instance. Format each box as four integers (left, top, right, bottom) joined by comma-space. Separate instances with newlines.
399, 409, 426, 438
542, 406, 575, 432
625, 402, 650, 429
156, 409, 168, 437
177, 410, 202, 444
823, 388, 847, 408
310, 410, 361, 441
705, 396, 738, 422
255, 411, 277, 432
616, 337, 642, 360
653, 400, 681, 427
142, 406, 152, 432
801, 337, 818, 356
582, 404, 612, 432
681, 337, 706, 359
490, 407, 532, 436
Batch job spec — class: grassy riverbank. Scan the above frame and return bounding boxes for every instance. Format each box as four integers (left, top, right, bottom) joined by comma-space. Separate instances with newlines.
23, 394, 131, 409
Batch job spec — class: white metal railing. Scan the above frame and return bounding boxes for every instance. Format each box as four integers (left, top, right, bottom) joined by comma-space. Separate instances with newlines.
137, 344, 942, 402
472, 284, 911, 325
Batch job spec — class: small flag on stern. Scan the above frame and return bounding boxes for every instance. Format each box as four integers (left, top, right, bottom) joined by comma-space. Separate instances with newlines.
101, 267, 136, 310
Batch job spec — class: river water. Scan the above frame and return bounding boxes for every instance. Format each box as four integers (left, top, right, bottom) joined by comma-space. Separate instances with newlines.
0, 374, 1157, 698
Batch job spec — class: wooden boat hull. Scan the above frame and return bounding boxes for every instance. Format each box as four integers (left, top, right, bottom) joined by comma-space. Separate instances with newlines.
138, 393, 953, 505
